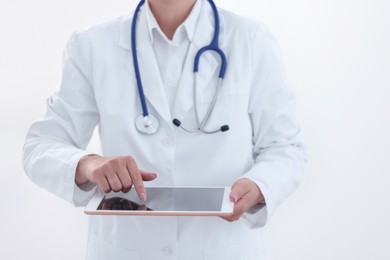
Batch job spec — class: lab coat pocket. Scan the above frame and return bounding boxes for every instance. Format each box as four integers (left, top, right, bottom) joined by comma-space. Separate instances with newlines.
87, 234, 141, 260
195, 81, 250, 123
197, 81, 250, 105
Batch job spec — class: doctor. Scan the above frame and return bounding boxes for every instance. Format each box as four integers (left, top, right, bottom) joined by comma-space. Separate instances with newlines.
23, 0, 306, 259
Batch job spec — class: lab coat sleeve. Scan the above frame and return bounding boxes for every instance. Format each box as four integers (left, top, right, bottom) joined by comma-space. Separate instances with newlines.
240, 25, 307, 228
22, 31, 99, 207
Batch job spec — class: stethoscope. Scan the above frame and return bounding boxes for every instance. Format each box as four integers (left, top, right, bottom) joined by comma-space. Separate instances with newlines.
132, 0, 229, 135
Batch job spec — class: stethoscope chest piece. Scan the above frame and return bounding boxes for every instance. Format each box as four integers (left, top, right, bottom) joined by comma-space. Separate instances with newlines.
135, 114, 159, 134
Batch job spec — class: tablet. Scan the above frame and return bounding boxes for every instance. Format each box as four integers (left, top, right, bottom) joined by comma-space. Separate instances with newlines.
85, 186, 234, 216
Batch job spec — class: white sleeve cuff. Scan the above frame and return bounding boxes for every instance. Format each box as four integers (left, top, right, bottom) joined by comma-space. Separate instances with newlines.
66, 151, 99, 207
238, 175, 274, 229
73, 182, 97, 207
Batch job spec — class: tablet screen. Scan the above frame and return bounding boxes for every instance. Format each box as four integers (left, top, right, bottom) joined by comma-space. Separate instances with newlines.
96, 187, 225, 212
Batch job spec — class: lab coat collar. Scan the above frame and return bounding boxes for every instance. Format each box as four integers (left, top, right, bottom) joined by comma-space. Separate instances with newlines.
145, 0, 202, 44
118, 0, 220, 127
118, 0, 206, 50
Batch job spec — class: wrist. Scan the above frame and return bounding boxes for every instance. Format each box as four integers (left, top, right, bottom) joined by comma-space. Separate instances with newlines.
75, 154, 99, 186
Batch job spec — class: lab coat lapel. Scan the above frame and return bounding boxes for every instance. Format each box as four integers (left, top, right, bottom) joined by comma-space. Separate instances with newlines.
172, 1, 219, 121
119, 11, 172, 126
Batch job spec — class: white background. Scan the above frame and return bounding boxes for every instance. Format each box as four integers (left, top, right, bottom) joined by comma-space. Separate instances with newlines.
1, 0, 389, 259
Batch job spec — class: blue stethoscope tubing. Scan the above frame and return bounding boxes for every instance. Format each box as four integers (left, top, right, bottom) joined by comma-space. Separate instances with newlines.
132, 0, 229, 135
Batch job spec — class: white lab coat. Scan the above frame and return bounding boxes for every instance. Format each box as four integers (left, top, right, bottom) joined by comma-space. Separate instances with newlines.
23, 1, 307, 259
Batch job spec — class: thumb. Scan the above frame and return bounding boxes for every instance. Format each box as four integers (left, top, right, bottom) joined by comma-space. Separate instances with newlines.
230, 179, 250, 203
140, 171, 157, 181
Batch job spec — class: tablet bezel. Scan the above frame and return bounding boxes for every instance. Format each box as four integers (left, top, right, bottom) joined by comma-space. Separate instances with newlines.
84, 186, 234, 217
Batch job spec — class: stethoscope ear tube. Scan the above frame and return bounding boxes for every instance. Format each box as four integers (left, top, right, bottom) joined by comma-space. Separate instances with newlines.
172, 119, 182, 127
171, 0, 229, 134
194, 46, 227, 79
220, 125, 229, 132
132, 0, 229, 135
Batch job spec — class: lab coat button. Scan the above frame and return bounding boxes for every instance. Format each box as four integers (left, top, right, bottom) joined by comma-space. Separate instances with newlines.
163, 246, 175, 256
161, 139, 174, 147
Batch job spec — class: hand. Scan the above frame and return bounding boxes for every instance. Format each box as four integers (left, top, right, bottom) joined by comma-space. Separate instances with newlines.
75, 155, 157, 200
223, 178, 265, 222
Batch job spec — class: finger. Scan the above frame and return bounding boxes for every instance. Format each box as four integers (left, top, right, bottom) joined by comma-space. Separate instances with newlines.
222, 192, 251, 222
233, 196, 249, 215
140, 171, 157, 181
120, 171, 156, 193
125, 158, 147, 201
221, 214, 242, 222
221, 208, 243, 222
105, 171, 123, 192
230, 180, 250, 203
224, 185, 251, 222
121, 186, 132, 193
95, 174, 111, 193
115, 167, 132, 191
